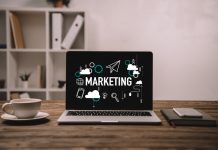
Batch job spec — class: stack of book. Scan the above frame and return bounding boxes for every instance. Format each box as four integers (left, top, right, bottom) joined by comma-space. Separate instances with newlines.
161, 108, 217, 127
52, 13, 84, 49
11, 92, 30, 99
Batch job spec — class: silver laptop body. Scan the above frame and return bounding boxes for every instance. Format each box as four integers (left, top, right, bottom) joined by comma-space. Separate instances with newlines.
58, 51, 161, 124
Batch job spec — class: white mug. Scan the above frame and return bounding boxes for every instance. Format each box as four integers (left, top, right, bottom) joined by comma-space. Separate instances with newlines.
2, 98, 42, 119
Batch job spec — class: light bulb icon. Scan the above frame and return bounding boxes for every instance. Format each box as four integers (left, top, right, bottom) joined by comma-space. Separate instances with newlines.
102, 92, 108, 99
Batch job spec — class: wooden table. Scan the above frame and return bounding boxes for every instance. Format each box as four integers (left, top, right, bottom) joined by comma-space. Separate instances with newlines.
0, 100, 218, 150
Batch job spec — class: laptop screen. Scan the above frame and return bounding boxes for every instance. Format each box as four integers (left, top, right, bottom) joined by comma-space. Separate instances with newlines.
66, 51, 152, 110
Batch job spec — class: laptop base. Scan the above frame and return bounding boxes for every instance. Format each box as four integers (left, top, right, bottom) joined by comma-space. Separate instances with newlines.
58, 110, 161, 124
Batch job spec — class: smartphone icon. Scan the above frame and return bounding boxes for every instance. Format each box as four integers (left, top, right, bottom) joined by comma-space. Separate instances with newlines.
76, 88, 85, 99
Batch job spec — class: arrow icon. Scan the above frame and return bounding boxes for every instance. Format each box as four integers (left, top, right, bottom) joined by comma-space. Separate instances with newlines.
106, 60, 121, 73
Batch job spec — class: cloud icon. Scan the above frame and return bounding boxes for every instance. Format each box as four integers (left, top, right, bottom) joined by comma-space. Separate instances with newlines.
80, 68, 91, 75
136, 80, 142, 85
85, 90, 100, 99
127, 64, 138, 71
133, 70, 140, 75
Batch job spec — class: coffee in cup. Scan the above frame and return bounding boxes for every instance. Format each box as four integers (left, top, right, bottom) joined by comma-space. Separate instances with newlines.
2, 98, 42, 119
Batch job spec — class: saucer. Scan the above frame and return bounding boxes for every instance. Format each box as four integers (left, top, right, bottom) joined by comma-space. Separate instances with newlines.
1, 112, 49, 121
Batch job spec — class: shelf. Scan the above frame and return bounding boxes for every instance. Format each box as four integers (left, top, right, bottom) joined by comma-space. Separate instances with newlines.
9, 49, 46, 52
0, 89, 7, 92
10, 88, 46, 92
10, 91, 46, 100
48, 9, 85, 14
49, 49, 85, 52
48, 52, 66, 89
49, 49, 67, 53
49, 88, 65, 92
9, 11, 46, 49
9, 52, 46, 89
1, 8, 85, 100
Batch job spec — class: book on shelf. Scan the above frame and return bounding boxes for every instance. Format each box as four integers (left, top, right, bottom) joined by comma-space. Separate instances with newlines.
10, 92, 30, 99
10, 13, 25, 48
52, 13, 63, 49
36, 65, 46, 88
10, 92, 20, 99
61, 14, 84, 49
19, 92, 30, 98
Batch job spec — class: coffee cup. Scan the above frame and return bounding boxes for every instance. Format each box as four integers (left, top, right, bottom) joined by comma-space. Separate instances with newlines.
2, 98, 42, 119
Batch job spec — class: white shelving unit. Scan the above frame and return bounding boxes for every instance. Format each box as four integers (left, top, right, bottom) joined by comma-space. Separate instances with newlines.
0, 8, 86, 100
0, 9, 7, 100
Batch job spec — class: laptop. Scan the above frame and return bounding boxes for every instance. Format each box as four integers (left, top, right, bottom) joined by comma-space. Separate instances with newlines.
58, 51, 161, 124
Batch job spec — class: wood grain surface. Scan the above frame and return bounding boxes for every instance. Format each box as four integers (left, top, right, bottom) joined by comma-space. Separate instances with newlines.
0, 100, 218, 150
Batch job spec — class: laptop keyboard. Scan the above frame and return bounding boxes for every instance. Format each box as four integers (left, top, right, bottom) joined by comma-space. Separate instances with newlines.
67, 111, 151, 116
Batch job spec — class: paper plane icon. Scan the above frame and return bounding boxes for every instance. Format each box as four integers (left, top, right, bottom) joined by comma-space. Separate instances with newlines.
106, 60, 121, 73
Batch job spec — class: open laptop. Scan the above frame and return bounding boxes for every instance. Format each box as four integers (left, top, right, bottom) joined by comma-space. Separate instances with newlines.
58, 51, 161, 124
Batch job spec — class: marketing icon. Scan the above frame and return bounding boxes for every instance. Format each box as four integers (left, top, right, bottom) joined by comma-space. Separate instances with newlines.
106, 60, 121, 73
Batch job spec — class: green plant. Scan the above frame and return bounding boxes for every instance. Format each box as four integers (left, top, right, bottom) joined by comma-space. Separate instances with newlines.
19, 73, 31, 81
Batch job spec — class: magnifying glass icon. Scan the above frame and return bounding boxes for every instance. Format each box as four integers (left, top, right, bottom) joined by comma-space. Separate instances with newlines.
111, 93, 119, 102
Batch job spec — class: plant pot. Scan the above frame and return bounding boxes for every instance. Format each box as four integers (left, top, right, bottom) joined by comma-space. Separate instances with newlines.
54, 0, 64, 8
22, 81, 29, 89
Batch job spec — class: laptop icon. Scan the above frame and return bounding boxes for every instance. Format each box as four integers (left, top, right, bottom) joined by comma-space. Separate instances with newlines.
58, 51, 161, 124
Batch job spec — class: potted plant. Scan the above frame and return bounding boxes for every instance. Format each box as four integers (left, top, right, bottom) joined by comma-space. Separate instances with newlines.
19, 73, 31, 89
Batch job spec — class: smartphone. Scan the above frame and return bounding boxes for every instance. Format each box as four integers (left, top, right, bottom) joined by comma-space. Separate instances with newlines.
173, 108, 202, 118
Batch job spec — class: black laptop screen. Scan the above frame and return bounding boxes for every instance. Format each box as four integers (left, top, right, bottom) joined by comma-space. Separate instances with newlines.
66, 51, 152, 110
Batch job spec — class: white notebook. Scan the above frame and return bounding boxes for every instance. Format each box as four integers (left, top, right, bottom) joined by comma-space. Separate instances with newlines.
61, 15, 84, 49
173, 108, 202, 118
52, 13, 63, 49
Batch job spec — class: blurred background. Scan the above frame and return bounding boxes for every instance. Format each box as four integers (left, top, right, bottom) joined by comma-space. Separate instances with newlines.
0, 0, 217, 100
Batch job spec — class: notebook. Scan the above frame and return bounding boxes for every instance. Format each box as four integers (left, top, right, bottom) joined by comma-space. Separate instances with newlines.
161, 109, 217, 127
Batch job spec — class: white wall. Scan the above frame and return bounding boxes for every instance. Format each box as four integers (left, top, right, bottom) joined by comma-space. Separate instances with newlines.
0, 0, 218, 100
